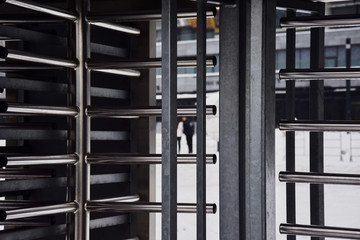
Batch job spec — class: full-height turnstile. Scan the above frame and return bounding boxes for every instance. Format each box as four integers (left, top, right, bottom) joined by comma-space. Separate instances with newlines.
0, 0, 218, 239
278, 0, 360, 239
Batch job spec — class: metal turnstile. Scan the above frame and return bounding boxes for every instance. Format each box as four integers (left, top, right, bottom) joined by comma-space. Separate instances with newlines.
278, 1, 360, 239
0, 0, 218, 239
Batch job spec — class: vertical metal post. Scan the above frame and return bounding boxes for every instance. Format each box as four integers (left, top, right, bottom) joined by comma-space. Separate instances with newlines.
309, 4, 325, 240
161, 0, 177, 239
75, 0, 90, 239
66, 1, 75, 238
286, 9, 296, 240
346, 38, 351, 120
219, 2, 240, 238
197, 0, 207, 239
219, 0, 276, 239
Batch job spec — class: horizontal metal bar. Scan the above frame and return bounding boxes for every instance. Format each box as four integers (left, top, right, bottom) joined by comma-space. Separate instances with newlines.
280, 223, 360, 239
87, 56, 217, 70
279, 171, 360, 185
4, 0, 78, 21
281, 14, 360, 28
86, 153, 217, 164
91, 195, 140, 202
91, 68, 141, 77
89, 22, 140, 35
1, 154, 78, 167
86, 202, 217, 214
279, 68, 360, 80
87, 7, 217, 22
0, 202, 77, 221
0, 47, 78, 68
0, 102, 79, 116
86, 105, 217, 118
279, 120, 360, 131
190, 0, 235, 5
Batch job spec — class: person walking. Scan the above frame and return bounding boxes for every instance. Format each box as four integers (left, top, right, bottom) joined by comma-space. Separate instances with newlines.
182, 116, 194, 153
177, 118, 184, 153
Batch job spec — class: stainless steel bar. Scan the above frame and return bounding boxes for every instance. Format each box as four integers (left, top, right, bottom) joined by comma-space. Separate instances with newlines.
196, 0, 207, 239
0, 47, 78, 68
190, 0, 235, 5
86, 154, 217, 164
285, 9, 296, 240
4, 0, 78, 21
75, 0, 90, 239
2, 154, 78, 167
86, 202, 216, 214
89, 21, 140, 34
0, 203, 77, 221
0, 102, 79, 116
92, 195, 140, 203
279, 223, 360, 239
162, 0, 178, 238
86, 7, 216, 22
279, 171, 360, 185
279, 68, 360, 80
279, 120, 360, 131
90, 68, 141, 77
86, 105, 217, 118
88, 22, 140, 35
86, 56, 216, 70
280, 14, 360, 28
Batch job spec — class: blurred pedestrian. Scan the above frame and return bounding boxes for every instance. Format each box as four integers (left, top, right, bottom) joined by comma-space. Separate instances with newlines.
177, 117, 184, 153
182, 116, 194, 153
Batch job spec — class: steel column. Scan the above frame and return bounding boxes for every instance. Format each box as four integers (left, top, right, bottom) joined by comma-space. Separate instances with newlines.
197, 0, 207, 238
161, 0, 178, 239
309, 4, 325, 240
285, 9, 296, 240
219, 0, 276, 239
75, 0, 90, 239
